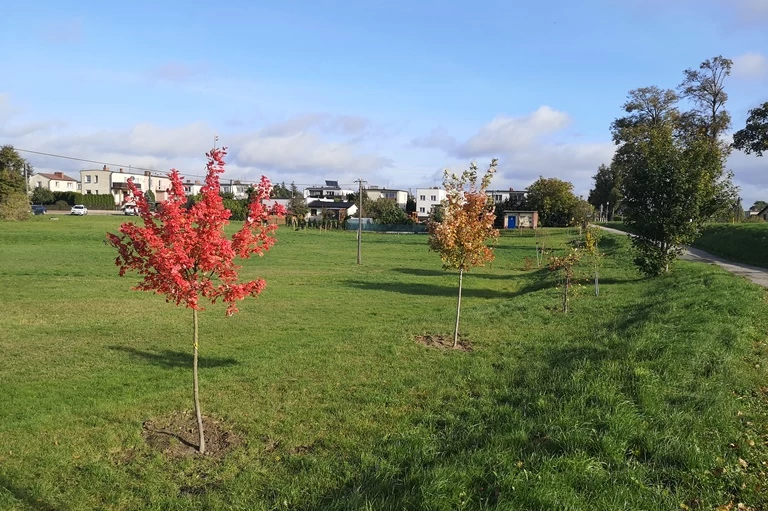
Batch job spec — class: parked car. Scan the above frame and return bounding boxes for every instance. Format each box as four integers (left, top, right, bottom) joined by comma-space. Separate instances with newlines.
123, 205, 138, 216
71, 205, 88, 216
31, 204, 47, 215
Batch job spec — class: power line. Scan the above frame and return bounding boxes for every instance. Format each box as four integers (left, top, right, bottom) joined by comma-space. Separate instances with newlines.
13, 147, 372, 188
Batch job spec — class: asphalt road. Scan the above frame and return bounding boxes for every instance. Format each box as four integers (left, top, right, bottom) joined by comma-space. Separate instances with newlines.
597, 225, 768, 289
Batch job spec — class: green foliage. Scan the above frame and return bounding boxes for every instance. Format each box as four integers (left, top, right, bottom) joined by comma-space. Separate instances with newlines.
678, 55, 732, 144
548, 247, 582, 313
0, 191, 30, 220
750, 200, 767, 212
524, 177, 578, 227
53, 191, 79, 205
570, 199, 594, 231
621, 123, 734, 275
144, 189, 156, 204
1, 220, 768, 508
732, 101, 768, 157
0, 144, 31, 177
219, 191, 236, 200
368, 198, 411, 224
31, 187, 55, 205
73, 193, 116, 210
288, 183, 309, 220
222, 199, 247, 221
270, 181, 292, 199
405, 195, 416, 213
587, 163, 623, 220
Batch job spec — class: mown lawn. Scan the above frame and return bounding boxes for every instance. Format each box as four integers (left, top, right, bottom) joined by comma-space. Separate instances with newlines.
1, 216, 767, 510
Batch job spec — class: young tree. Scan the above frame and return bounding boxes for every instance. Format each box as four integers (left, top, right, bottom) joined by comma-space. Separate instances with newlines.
429, 160, 499, 347
31, 187, 55, 205
584, 227, 604, 296
287, 182, 308, 229
732, 102, 768, 157
107, 148, 284, 454
549, 249, 581, 313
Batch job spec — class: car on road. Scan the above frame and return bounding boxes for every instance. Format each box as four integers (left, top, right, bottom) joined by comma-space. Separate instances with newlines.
123, 205, 138, 216
71, 205, 88, 216
31, 205, 47, 215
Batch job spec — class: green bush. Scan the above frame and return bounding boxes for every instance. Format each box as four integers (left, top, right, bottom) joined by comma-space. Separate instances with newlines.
223, 199, 247, 221
52, 191, 79, 206
0, 191, 30, 220
73, 193, 116, 210
31, 187, 55, 205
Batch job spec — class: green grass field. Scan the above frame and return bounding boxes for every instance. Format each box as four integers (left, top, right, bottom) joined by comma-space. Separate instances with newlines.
1, 216, 768, 510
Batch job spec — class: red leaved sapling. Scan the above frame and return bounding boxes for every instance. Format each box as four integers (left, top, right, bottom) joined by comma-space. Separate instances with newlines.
549, 248, 582, 313
428, 160, 499, 347
107, 148, 285, 454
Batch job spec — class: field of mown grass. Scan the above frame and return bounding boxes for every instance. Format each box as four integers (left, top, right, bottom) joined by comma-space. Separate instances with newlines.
1, 215, 768, 510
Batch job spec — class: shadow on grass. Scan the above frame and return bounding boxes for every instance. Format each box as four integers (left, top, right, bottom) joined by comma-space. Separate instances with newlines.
392, 268, 515, 280
108, 346, 238, 369
345, 280, 516, 299
0, 475, 60, 511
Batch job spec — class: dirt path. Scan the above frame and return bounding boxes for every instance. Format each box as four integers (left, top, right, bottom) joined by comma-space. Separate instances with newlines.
596, 225, 768, 289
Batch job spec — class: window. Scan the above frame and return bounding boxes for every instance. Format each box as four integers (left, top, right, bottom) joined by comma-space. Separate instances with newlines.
55, 181, 59, 188
94, 175, 99, 183
419, 195, 425, 201
36, 182, 41, 188
86, 190, 92, 194
431, 195, 436, 201
494, 195, 503, 202
419, 207, 425, 213
85, 175, 91, 183
311, 209, 317, 216
67, 182, 73, 189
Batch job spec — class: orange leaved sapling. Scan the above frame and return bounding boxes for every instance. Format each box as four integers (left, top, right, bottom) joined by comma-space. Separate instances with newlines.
428, 160, 499, 347
107, 148, 285, 454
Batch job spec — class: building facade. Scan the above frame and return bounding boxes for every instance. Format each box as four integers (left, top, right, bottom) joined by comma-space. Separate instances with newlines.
29, 172, 79, 192
415, 187, 446, 220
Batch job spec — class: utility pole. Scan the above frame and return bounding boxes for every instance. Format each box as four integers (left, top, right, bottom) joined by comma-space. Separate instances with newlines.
355, 178, 367, 264
213, 135, 219, 150
23, 163, 29, 198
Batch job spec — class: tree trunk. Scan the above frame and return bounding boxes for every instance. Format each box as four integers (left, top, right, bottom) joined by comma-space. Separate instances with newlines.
594, 270, 599, 297
192, 308, 205, 454
453, 268, 464, 348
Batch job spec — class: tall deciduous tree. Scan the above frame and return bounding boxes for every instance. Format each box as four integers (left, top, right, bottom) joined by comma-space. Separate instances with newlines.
0, 145, 31, 220
587, 163, 623, 220
621, 124, 734, 274
107, 148, 285, 454
733, 102, 768, 157
429, 160, 499, 347
524, 177, 578, 227
678, 55, 733, 146
287, 182, 309, 227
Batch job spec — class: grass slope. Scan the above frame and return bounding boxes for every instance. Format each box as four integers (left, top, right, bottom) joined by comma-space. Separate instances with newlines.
691, 223, 768, 269
1, 216, 767, 510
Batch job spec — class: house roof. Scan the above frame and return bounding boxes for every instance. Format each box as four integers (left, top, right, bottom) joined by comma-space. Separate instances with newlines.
758, 204, 768, 217
38, 172, 78, 182
307, 200, 356, 210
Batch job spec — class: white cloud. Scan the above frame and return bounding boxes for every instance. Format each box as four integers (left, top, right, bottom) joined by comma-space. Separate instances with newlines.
733, 52, 768, 79
454, 106, 572, 158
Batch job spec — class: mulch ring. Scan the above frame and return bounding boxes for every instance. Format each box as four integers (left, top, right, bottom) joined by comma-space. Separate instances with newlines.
414, 334, 472, 352
142, 411, 242, 459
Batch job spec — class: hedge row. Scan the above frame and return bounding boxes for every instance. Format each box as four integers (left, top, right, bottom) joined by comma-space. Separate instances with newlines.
52, 192, 116, 210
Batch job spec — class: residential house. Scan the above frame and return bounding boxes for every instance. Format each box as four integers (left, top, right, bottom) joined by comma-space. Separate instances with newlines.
415, 187, 446, 220
80, 166, 176, 206
487, 188, 527, 206
303, 180, 354, 200
221, 181, 250, 199
182, 180, 204, 197
758, 204, 768, 221
366, 186, 409, 210
29, 172, 78, 192
306, 199, 357, 221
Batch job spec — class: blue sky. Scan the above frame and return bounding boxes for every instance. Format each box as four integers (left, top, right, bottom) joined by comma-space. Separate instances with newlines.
1, 0, 766, 204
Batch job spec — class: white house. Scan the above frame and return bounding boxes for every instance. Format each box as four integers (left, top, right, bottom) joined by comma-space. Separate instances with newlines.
303, 180, 354, 200
486, 188, 527, 205
221, 181, 250, 199
415, 187, 446, 220
29, 172, 78, 192
366, 186, 409, 210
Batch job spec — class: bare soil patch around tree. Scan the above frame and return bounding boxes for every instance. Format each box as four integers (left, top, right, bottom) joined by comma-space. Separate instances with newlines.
142, 411, 242, 459
414, 334, 472, 352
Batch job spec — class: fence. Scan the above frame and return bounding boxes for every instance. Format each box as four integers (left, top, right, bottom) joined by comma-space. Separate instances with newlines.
346, 219, 427, 233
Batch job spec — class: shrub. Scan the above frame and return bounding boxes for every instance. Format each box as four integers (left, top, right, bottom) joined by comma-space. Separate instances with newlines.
0, 191, 30, 220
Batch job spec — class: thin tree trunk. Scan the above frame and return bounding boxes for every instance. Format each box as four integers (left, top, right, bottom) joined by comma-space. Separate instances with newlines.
453, 268, 464, 348
594, 270, 599, 297
563, 277, 569, 313
193, 308, 205, 454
